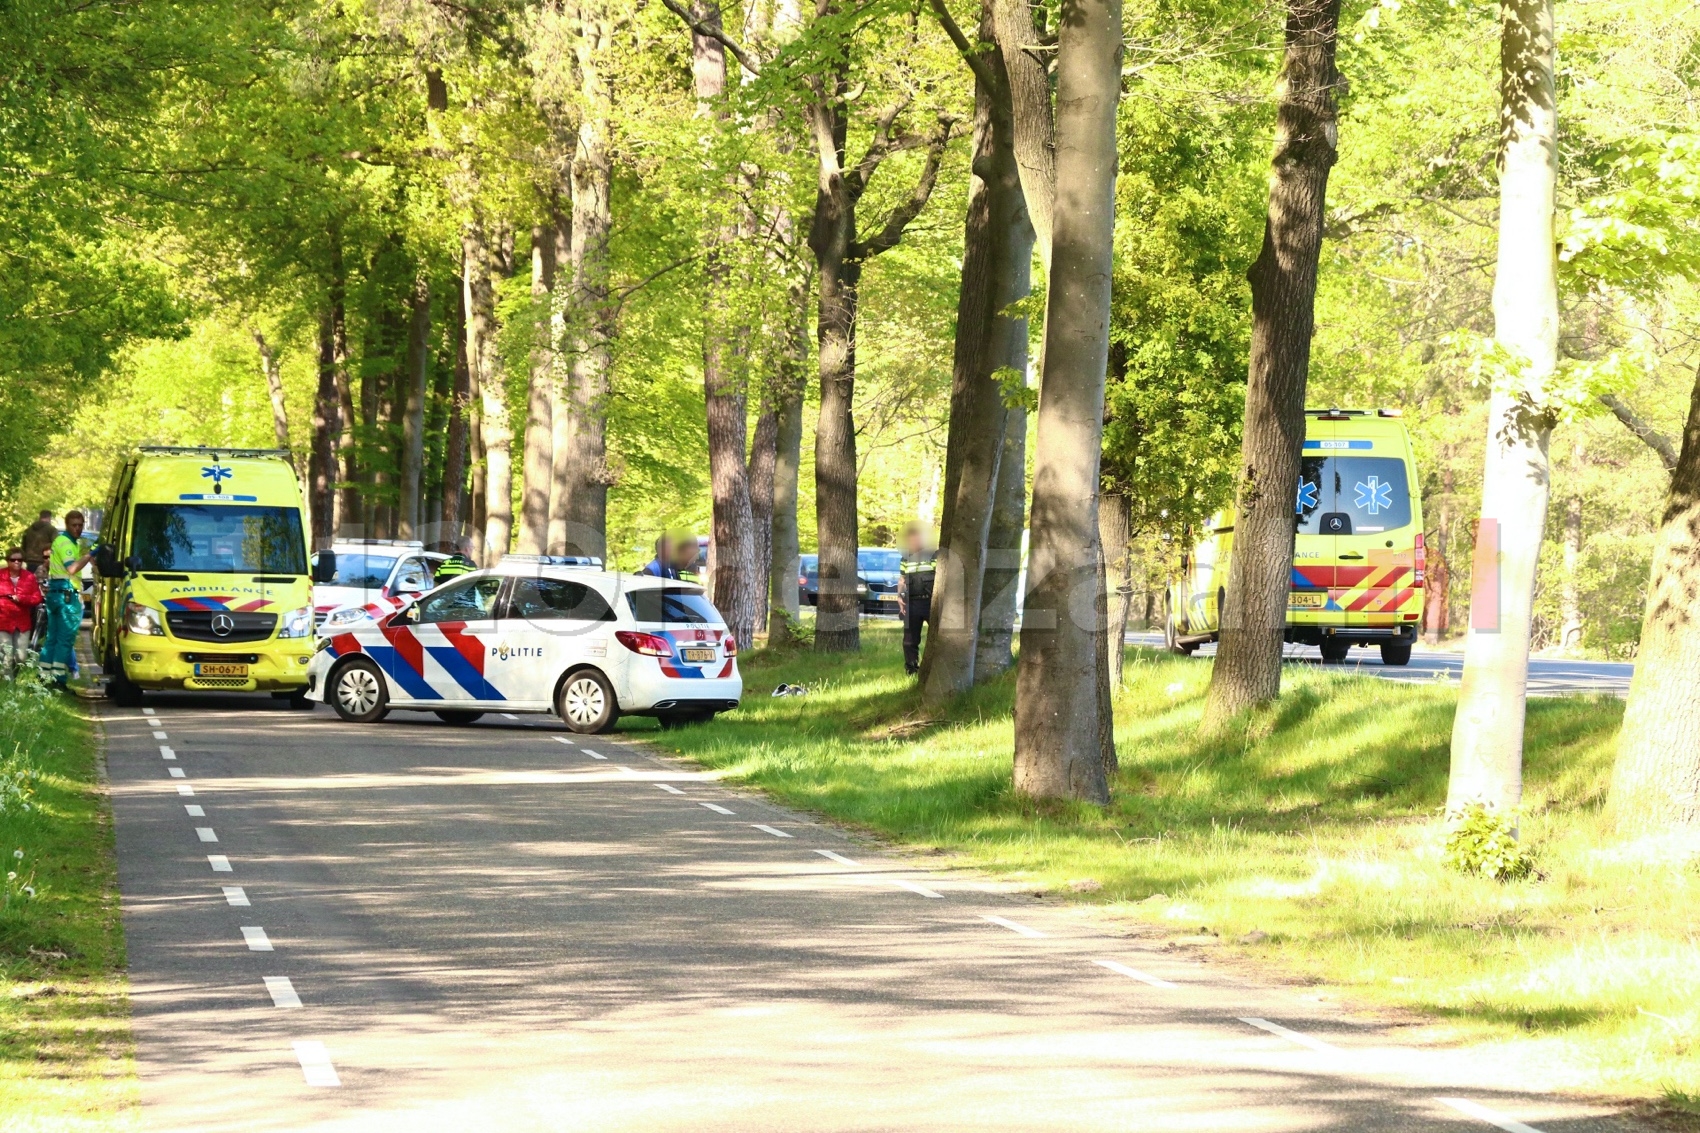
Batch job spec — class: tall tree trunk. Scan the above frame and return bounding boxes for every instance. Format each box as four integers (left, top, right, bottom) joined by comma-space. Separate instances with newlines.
441, 276, 472, 545
749, 401, 778, 635
561, 17, 615, 561
399, 273, 430, 541
768, 302, 808, 645
923, 14, 1033, 704
1559, 435, 1584, 652
1424, 509, 1450, 645
518, 223, 558, 555
988, 0, 1054, 270
1101, 491, 1132, 688
545, 219, 575, 553
1012, 0, 1120, 804
976, 404, 1026, 677
465, 222, 512, 566
329, 233, 357, 537
1610, 368, 1700, 834
811, 213, 863, 652
1202, 0, 1342, 727
252, 329, 291, 453
1447, 0, 1558, 817
310, 311, 339, 549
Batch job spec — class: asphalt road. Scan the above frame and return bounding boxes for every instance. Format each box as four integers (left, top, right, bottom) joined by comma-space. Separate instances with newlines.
1123, 632, 1634, 698
106, 695, 1648, 1132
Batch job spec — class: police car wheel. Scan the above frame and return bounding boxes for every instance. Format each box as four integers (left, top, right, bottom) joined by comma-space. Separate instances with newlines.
331, 658, 389, 723
557, 671, 618, 734
434, 710, 484, 725
657, 711, 714, 730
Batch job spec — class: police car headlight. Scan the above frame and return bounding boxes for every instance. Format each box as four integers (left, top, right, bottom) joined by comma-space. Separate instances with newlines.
124, 602, 164, 636
320, 606, 367, 631
277, 606, 315, 638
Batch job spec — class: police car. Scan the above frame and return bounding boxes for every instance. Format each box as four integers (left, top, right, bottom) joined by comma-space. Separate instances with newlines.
308, 557, 741, 732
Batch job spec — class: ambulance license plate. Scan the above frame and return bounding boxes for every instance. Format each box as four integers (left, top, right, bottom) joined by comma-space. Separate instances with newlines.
1288, 592, 1328, 609
680, 647, 716, 664
194, 663, 249, 677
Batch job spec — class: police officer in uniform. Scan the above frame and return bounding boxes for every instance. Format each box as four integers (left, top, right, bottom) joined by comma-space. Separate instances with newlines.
41, 510, 93, 688
897, 523, 935, 676
432, 536, 478, 585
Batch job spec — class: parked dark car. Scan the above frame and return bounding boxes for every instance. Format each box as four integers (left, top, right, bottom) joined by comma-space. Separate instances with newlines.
796, 553, 869, 609
858, 548, 901, 616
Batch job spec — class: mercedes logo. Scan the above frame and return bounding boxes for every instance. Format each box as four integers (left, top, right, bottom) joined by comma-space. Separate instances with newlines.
211, 613, 236, 638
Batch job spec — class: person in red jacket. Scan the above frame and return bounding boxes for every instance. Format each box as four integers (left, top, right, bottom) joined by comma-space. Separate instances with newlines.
1, 548, 44, 679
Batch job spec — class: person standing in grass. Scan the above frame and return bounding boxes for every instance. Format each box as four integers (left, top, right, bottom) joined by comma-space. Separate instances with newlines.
898, 523, 936, 676
0, 548, 43, 678
40, 511, 92, 689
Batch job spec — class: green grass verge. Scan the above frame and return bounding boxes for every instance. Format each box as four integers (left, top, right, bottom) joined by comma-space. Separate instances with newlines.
0, 677, 133, 1132
625, 622, 1700, 1107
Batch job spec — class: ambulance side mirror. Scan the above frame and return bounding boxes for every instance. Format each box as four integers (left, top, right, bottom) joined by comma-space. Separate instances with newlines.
311, 551, 337, 584
94, 546, 124, 579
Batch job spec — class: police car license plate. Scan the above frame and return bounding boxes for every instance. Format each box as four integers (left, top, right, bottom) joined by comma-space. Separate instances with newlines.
1288, 592, 1327, 609
194, 663, 248, 677
681, 647, 716, 664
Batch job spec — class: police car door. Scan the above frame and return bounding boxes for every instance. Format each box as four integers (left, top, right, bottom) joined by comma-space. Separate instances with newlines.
499, 575, 616, 707
406, 575, 510, 706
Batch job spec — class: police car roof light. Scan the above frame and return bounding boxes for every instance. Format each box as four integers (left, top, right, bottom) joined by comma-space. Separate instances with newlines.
329, 538, 424, 548
500, 554, 602, 567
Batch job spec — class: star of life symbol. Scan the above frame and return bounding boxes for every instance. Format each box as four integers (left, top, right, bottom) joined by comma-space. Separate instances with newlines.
1355, 476, 1392, 516
201, 465, 234, 489
1295, 478, 1319, 515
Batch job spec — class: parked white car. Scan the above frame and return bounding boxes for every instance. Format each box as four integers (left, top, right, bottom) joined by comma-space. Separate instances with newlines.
308, 557, 742, 732
309, 540, 445, 632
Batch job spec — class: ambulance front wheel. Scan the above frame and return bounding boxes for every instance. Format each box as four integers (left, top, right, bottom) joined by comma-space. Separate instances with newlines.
1163, 595, 1195, 656
331, 658, 390, 723
558, 670, 619, 735
1379, 641, 1412, 667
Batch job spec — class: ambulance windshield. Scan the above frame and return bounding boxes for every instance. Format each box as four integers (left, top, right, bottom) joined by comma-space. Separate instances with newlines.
131, 505, 307, 574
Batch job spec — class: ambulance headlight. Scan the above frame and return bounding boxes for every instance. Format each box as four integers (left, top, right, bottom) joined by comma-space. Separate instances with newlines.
125, 602, 165, 636
320, 606, 368, 631
277, 606, 315, 639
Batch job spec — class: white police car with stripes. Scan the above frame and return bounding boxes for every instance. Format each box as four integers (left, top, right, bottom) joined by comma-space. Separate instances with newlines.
308, 556, 741, 732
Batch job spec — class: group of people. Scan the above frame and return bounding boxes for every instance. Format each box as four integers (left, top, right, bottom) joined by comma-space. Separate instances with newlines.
3, 509, 91, 686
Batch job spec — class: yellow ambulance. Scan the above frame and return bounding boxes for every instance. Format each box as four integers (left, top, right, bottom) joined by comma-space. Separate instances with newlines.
92, 447, 327, 706
1164, 409, 1426, 665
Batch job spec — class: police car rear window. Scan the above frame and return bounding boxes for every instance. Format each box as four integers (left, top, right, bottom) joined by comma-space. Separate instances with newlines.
318, 553, 397, 589
626, 588, 717, 625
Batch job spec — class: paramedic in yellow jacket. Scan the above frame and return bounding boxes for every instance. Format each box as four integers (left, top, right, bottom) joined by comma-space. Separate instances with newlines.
42, 510, 93, 688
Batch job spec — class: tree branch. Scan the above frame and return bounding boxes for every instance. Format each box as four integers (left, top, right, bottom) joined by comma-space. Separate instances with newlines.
659, 0, 761, 75
851, 113, 958, 261
844, 95, 915, 201
1599, 392, 1680, 472
925, 0, 998, 92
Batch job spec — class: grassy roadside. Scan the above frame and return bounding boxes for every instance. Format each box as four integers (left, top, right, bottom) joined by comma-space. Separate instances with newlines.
0, 674, 133, 1132
625, 621, 1699, 1112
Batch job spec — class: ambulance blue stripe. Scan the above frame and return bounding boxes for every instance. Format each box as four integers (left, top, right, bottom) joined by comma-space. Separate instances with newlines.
362, 645, 442, 701
425, 645, 506, 702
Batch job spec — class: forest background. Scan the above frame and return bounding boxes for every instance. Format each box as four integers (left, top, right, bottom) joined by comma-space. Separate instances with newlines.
3, 0, 1695, 659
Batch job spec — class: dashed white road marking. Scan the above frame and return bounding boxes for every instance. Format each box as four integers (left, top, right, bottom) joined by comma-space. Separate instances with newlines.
241, 926, 273, 952
196, 827, 218, 843
615, 765, 638, 776
752, 824, 793, 838
263, 976, 301, 1009
176, 784, 194, 796
699, 802, 735, 815
142, 707, 155, 716
982, 915, 1045, 938
891, 879, 943, 898
1093, 958, 1178, 989
501, 713, 518, 720
1436, 1098, 1545, 1133
1240, 1017, 1340, 1055
208, 855, 231, 872
168, 767, 185, 778
293, 1040, 341, 1087
185, 804, 205, 817
656, 784, 685, 795
813, 849, 860, 867
152, 730, 168, 741
160, 746, 176, 760
552, 736, 575, 746
223, 886, 250, 907
582, 749, 606, 760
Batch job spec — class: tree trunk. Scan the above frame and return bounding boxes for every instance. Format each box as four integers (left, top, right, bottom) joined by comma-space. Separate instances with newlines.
465, 223, 513, 566
1424, 511, 1450, 645
399, 273, 430, 541
923, 25, 1033, 705
1012, 0, 1120, 805
545, 220, 575, 553
1610, 368, 1700, 834
976, 404, 1025, 678
811, 210, 863, 652
253, 329, 291, 453
1447, 0, 1559, 817
1101, 491, 1132, 688
1559, 436, 1584, 652
441, 276, 472, 545
988, 0, 1054, 270
768, 309, 807, 645
310, 311, 339, 549
561, 21, 615, 561
750, 401, 778, 635
1202, 0, 1342, 728
329, 234, 357, 537
518, 224, 558, 555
